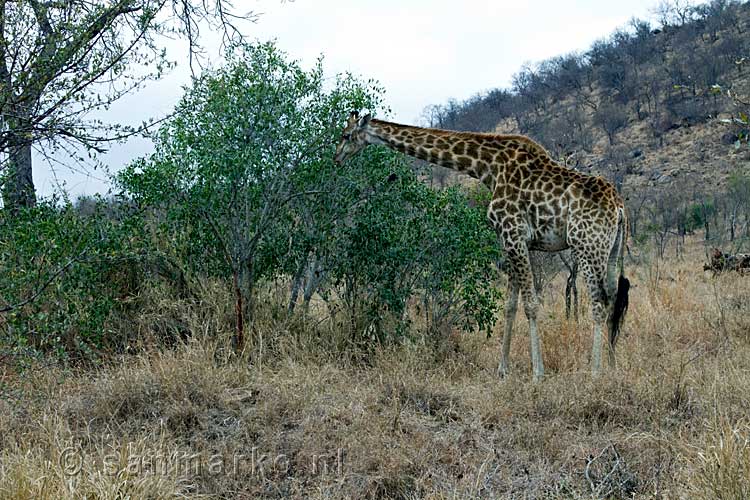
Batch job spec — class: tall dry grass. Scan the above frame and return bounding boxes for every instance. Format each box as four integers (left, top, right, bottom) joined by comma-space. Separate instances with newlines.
1, 237, 750, 498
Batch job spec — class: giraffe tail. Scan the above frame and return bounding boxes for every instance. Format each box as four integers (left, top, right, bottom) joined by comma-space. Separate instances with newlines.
609, 208, 630, 349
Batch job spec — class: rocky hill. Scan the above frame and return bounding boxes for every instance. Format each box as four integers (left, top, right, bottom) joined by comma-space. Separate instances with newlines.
425, 0, 750, 203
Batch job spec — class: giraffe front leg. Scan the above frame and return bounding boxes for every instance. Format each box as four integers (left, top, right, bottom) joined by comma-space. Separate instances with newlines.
498, 282, 519, 378
512, 248, 545, 381
521, 286, 544, 382
501, 242, 544, 382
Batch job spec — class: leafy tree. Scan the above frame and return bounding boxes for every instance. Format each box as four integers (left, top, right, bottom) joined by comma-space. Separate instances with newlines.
120, 42, 502, 351
688, 199, 715, 239
0, 0, 257, 211
119, 42, 385, 351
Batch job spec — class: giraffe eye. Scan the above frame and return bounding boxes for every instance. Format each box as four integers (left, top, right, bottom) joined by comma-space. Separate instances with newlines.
342, 133, 351, 140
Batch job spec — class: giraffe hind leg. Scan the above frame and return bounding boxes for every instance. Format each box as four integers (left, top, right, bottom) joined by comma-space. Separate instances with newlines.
577, 257, 609, 375
521, 283, 544, 382
606, 215, 628, 368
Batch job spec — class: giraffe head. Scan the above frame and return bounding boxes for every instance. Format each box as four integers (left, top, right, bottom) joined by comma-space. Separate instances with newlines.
334, 111, 372, 164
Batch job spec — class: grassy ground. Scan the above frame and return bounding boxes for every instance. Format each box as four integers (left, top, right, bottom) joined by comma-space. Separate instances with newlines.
1, 239, 750, 499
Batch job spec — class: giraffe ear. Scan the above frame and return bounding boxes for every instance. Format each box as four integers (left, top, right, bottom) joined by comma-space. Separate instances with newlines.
350, 110, 360, 120
358, 113, 372, 127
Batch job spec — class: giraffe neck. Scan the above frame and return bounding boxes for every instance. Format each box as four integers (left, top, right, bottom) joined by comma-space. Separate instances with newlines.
363, 119, 548, 191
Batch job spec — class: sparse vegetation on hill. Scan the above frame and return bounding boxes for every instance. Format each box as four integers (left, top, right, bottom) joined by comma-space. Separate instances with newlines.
426, 1, 750, 161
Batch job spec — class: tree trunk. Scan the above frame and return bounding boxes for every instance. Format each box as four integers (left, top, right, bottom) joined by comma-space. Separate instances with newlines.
287, 256, 307, 314
231, 258, 255, 354
302, 256, 326, 312
2, 118, 36, 211
704, 213, 710, 241
232, 268, 244, 353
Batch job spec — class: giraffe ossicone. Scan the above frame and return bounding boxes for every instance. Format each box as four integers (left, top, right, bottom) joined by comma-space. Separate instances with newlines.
335, 111, 630, 381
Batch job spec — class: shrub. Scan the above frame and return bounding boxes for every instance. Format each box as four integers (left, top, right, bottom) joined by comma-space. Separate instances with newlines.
325, 165, 501, 342
117, 41, 502, 352
0, 198, 145, 363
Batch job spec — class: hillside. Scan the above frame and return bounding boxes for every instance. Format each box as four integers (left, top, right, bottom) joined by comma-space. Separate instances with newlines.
426, 0, 750, 202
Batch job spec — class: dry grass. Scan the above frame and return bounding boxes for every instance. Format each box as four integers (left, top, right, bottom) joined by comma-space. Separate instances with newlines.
2, 238, 750, 498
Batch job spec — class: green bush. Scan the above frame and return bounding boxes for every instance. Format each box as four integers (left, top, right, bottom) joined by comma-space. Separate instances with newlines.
325, 159, 501, 342
117, 41, 387, 349
2, 41, 502, 361
0, 198, 145, 363
119, 40, 501, 348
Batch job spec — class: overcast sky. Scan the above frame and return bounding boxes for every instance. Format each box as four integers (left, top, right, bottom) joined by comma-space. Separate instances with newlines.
36, 0, 660, 198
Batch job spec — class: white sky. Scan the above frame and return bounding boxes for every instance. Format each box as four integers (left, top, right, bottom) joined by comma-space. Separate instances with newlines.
35, 0, 659, 198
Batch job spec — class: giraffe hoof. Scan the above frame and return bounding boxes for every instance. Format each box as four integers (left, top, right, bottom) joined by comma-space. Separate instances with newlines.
497, 365, 509, 378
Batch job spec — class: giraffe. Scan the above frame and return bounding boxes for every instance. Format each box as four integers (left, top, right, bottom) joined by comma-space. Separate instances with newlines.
335, 111, 630, 381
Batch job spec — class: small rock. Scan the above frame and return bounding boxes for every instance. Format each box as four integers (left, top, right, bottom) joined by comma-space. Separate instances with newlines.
657, 174, 671, 184
721, 132, 739, 145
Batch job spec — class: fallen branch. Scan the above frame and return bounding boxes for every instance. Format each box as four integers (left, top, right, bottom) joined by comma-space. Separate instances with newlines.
704, 248, 750, 275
